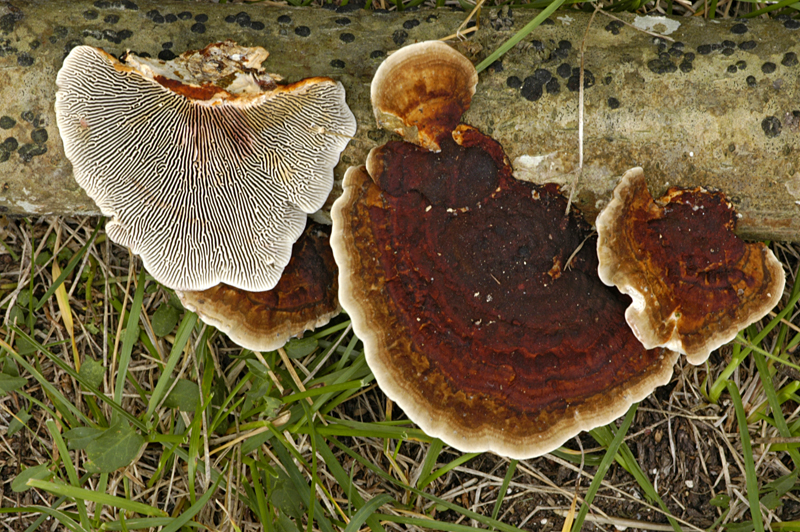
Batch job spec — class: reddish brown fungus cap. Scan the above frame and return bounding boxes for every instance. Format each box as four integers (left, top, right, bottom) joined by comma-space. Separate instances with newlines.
331, 126, 678, 458
596, 168, 785, 364
371, 41, 477, 151
55, 43, 356, 292
178, 222, 339, 352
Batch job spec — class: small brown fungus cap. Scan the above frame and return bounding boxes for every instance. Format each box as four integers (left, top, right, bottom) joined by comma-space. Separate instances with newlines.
371, 41, 478, 151
596, 168, 785, 364
177, 222, 340, 352
55, 43, 356, 292
331, 127, 678, 458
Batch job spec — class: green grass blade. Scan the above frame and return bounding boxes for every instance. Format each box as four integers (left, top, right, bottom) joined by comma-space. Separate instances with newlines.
115, 268, 147, 406
572, 403, 637, 532
343, 494, 394, 532
35, 222, 102, 312
314, 433, 385, 532
727, 380, 764, 532
46, 420, 91, 530
5, 328, 146, 431
26, 479, 167, 517
475, 0, 566, 73
492, 460, 517, 523
752, 351, 800, 467
159, 466, 226, 532
144, 312, 198, 423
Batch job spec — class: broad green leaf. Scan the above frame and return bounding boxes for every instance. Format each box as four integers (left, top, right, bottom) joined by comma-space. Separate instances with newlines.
0, 373, 26, 395
2, 354, 19, 377
11, 464, 52, 492
7, 408, 31, 436
163, 379, 200, 412
284, 337, 318, 359
245, 359, 269, 380
85, 419, 145, 473
78, 357, 105, 390
152, 303, 180, 337
63, 426, 104, 450
14, 336, 37, 355
710, 493, 731, 508
275, 512, 301, 532
270, 469, 305, 521
7, 305, 25, 327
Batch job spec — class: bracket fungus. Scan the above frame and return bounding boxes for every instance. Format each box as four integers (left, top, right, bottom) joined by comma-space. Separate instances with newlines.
371, 40, 477, 152
55, 42, 356, 292
332, 42, 678, 458
596, 168, 785, 364
177, 222, 340, 352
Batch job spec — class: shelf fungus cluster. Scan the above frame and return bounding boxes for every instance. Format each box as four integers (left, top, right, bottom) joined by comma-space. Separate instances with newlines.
55, 41, 355, 349
331, 41, 680, 458
596, 168, 785, 365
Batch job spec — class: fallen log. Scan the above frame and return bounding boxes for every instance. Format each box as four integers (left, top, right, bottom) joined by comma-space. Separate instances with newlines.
0, 1, 799, 240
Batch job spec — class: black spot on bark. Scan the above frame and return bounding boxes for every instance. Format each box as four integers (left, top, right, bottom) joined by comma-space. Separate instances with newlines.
104, 14, 119, 24
736, 60, 747, 70
3, 137, 18, 151
761, 116, 781, 137
370, 50, 385, 59
647, 57, 677, 75
608, 97, 620, 109
17, 53, 33, 67
545, 78, 560, 94
697, 44, 712, 55
277, 15, 291, 24
191, 23, 206, 33
295, 26, 311, 37
506, 76, 521, 89
403, 19, 420, 29
520, 78, 543, 102
164, 14, 177, 23
567, 69, 594, 91
330, 59, 345, 68
738, 40, 756, 51
726, 65, 738, 74
158, 50, 176, 61
177, 12, 192, 20
31, 128, 47, 144
18, 143, 46, 162
83, 10, 99, 20
393, 29, 407, 46
782, 52, 798, 67
336, 17, 351, 25
556, 63, 571, 78
731, 23, 748, 34
761, 62, 776, 74
0, 117, 15, 130
340, 33, 355, 43
746, 75, 756, 87
195, 14, 208, 22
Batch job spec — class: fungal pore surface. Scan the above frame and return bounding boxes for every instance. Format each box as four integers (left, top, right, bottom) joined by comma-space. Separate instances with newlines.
56, 41, 357, 291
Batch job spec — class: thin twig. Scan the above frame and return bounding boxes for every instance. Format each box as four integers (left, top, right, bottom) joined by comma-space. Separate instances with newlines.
565, 4, 600, 215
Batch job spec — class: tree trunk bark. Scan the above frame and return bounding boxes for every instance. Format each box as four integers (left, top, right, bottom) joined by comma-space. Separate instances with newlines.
1, 1, 799, 240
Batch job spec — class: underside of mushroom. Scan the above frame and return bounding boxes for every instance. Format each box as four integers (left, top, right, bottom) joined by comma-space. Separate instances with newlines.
55, 42, 356, 292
